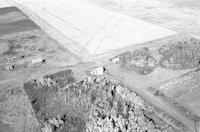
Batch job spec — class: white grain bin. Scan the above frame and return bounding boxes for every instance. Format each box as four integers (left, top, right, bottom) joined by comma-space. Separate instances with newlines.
31, 58, 43, 65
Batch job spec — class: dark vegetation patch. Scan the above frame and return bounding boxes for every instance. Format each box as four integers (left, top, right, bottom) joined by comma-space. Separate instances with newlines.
117, 48, 157, 74
24, 69, 88, 132
1, 34, 41, 56
0, 30, 53, 72
24, 70, 77, 120
0, 8, 39, 35
24, 70, 181, 132
0, 121, 14, 132
159, 37, 200, 69
0, 7, 21, 15
0, 30, 55, 63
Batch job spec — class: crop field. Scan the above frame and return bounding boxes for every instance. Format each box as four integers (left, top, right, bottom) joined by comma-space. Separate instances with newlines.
0, 0, 200, 132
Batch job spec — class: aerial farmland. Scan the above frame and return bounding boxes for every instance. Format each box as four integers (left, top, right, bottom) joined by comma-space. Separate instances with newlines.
0, 0, 200, 132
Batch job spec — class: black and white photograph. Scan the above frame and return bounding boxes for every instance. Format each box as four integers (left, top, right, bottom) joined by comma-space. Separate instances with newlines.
0, 0, 200, 131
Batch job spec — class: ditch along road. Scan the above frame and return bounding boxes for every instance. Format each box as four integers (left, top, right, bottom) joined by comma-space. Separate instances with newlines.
105, 64, 196, 132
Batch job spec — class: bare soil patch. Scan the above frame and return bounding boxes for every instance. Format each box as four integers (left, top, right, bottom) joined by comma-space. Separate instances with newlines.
159, 69, 200, 118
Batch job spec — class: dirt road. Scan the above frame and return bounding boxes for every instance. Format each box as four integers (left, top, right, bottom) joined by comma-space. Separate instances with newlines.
106, 64, 196, 132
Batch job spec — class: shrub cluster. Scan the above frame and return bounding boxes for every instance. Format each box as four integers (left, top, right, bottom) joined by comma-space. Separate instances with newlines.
32, 76, 175, 132
118, 48, 157, 74
159, 38, 200, 69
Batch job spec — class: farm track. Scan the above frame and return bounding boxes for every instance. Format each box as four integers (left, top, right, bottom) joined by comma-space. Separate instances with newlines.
106, 64, 196, 132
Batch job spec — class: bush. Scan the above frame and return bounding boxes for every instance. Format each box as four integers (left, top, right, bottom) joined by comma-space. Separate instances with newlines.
159, 38, 200, 69
117, 48, 157, 74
